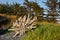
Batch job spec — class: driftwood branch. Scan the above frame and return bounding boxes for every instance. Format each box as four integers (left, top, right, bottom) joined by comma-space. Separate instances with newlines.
9, 14, 37, 37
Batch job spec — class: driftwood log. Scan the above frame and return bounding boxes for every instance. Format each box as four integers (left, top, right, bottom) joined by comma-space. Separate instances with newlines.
9, 14, 37, 37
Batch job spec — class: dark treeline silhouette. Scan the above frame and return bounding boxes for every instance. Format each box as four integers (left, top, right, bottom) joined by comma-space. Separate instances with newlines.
0, 3, 21, 15
0, 0, 44, 21
0, 1, 43, 16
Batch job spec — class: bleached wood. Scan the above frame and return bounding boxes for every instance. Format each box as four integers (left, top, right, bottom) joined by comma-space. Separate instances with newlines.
10, 14, 37, 37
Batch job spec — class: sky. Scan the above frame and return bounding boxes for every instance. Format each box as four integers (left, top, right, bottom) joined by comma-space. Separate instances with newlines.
0, 0, 47, 9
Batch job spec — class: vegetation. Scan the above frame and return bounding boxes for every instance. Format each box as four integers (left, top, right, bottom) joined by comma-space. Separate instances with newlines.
0, 0, 43, 15
0, 0, 60, 40
0, 0, 43, 21
0, 0, 60, 21
21, 23, 60, 40
44, 0, 60, 22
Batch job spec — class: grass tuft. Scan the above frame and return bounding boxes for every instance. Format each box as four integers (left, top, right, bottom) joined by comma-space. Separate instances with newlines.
21, 23, 60, 40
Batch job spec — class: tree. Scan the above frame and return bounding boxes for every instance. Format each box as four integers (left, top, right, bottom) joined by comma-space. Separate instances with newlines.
45, 0, 60, 22
12, 3, 21, 15
57, 1, 60, 13
0, 4, 8, 13
24, 0, 43, 20
17, 6, 27, 16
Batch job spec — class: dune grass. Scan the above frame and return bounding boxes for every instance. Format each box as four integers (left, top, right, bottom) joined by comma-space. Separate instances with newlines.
21, 23, 60, 40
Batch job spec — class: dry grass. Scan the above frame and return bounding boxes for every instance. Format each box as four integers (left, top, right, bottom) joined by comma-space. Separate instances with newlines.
0, 14, 17, 24
0, 14, 17, 19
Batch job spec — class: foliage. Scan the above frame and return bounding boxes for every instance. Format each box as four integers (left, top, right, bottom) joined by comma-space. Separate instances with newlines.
44, 0, 60, 22
0, 3, 20, 15
0, 0, 44, 21
24, 0, 44, 20
0, 1, 43, 16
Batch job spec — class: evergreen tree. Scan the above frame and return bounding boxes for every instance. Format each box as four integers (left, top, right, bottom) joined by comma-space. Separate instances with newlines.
45, 0, 60, 22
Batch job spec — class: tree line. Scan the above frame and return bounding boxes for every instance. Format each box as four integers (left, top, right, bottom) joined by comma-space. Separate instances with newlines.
0, 0, 60, 22
0, 0, 43, 15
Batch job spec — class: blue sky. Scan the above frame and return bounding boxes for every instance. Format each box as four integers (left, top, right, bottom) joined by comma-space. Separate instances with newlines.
0, 0, 47, 9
